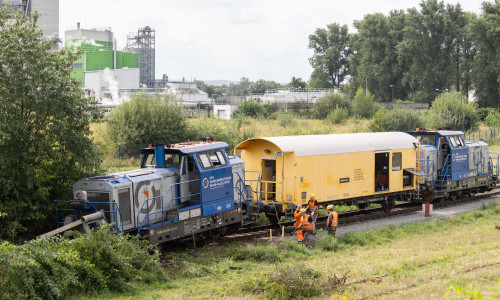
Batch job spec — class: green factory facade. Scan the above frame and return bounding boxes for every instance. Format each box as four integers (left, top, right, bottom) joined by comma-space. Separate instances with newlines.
65, 28, 140, 86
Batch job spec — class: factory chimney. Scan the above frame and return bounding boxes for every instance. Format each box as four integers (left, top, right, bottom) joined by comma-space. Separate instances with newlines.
77, 22, 80, 29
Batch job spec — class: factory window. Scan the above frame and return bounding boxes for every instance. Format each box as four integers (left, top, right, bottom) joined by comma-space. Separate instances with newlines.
392, 152, 402, 171
71, 63, 82, 69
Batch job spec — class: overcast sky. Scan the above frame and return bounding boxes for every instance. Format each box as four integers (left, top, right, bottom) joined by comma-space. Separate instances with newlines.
60, 0, 485, 83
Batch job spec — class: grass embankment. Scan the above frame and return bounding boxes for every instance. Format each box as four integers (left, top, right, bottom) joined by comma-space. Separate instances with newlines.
88, 203, 500, 300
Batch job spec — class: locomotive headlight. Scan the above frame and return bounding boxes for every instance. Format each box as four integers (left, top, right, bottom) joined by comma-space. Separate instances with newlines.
74, 190, 87, 200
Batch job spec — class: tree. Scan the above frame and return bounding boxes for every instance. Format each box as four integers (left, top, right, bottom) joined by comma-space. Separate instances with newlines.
0, 9, 101, 239
350, 11, 408, 101
289, 77, 306, 89
311, 92, 351, 119
397, 0, 467, 103
471, 1, 500, 107
107, 93, 188, 152
308, 23, 351, 88
352, 88, 378, 118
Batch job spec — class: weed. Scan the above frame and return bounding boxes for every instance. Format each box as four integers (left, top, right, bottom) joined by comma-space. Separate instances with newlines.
244, 265, 322, 299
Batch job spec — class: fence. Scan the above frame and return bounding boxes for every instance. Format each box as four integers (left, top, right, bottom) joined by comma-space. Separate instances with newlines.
466, 128, 500, 142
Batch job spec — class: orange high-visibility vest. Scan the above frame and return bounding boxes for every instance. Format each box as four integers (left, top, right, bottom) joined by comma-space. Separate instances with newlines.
300, 215, 314, 231
293, 211, 302, 228
326, 211, 338, 227
308, 199, 318, 213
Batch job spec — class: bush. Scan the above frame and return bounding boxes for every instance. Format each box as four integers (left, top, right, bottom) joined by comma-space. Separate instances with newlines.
484, 109, 500, 127
244, 265, 322, 299
277, 112, 296, 128
232, 245, 283, 263
312, 92, 351, 119
425, 92, 479, 131
107, 93, 188, 156
0, 226, 165, 299
352, 88, 378, 118
369, 107, 424, 132
326, 106, 350, 124
232, 101, 277, 118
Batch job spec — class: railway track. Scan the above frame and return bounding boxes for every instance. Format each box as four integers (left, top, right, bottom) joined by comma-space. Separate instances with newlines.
223, 188, 500, 242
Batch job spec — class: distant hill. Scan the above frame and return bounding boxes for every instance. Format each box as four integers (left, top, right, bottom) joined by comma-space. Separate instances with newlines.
203, 80, 239, 86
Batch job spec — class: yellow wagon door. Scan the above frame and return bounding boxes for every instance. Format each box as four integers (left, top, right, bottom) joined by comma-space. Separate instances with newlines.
261, 159, 276, 201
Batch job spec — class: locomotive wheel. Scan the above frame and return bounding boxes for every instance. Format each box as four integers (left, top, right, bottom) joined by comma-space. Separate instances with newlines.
381, 199, 395, 212
449, 192, 457, 201
468, 190, 476, 197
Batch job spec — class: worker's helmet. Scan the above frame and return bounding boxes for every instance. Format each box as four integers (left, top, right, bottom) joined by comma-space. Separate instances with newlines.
327, 204, 334, 210
309, 193, 315, 199
300, 208, 307, 213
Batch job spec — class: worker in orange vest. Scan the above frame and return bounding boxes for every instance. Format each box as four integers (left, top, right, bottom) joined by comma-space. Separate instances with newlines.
306, 193, 318, 233
296, 208, 314, 242
293, 204, 303, 229
326, 204, 338, 237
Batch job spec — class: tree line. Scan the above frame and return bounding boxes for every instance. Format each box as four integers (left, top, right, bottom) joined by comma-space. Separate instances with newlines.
308, 0, 499, 106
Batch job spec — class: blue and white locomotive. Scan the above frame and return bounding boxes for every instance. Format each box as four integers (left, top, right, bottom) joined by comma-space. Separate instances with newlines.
56, 141, 258, 244
408, 130, 498, 201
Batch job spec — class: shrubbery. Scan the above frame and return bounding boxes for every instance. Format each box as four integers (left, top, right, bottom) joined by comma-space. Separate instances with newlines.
107, 93, 188, 156
425, 92, 479, 131
312, 92, 351, 119
326, 106, 350, 124
0, 226, 165, 299
369, 107, 424, 132
484, 109, 500, 127
232, 101, 277, 118
352, 88, 378, 118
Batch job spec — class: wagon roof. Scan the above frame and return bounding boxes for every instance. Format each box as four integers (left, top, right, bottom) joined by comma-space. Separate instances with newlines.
236, 132, 418, 156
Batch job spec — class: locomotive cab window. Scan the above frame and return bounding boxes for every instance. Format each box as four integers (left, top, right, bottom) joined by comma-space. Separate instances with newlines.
197, 150, 227, 169
414, 135, 436, 146
142, 153, 179, 168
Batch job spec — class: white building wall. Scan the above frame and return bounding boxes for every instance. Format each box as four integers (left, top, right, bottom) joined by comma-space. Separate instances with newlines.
214, 105, 238, 120
84, 68, 140, 101
31, 0, 59, 40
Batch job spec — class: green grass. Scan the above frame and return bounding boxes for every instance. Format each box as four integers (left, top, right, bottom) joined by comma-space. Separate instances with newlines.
82, 202, 500, 299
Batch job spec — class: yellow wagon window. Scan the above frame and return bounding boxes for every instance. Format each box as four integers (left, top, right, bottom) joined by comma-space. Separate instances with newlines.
392, 152, 402, 171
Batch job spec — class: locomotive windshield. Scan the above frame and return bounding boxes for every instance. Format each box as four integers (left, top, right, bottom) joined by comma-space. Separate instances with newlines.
413, 134, 436, 146
142, 153, 180, 168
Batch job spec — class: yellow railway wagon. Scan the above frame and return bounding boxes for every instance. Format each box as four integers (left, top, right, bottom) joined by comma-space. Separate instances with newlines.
235, 132, 420, 216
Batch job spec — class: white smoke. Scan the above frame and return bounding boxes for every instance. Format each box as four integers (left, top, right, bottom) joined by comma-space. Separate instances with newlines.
103, 68, 120, 104
66, 39, 104, 49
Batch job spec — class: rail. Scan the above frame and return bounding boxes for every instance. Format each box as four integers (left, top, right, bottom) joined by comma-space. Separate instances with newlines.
54, 200, 124, 233
136, 179, 200, 233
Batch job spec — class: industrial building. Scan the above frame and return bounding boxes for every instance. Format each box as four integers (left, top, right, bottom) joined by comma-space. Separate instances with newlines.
1, 0, 59, 50
65, 25, 140, 101
125, 26, 156, 88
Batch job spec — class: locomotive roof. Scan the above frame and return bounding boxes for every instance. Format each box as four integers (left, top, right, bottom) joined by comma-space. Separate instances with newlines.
409, 130, 464, 136
236, 132, 418, 156
141, 141, 228, 155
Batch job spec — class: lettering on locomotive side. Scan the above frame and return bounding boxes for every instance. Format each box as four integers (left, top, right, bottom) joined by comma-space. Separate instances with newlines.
452, 153, 467, 162
202, 176, 232, 190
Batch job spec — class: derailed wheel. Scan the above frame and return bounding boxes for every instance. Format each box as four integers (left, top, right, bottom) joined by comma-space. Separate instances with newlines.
449, 192, 457, 201
381, 199, 395, 212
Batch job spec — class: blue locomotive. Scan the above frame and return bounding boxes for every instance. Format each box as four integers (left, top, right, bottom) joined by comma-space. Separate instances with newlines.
55, 141, 259, 244
407, 130, 498, 202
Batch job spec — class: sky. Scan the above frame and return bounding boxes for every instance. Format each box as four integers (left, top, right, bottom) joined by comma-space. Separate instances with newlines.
60, 0, 486, 84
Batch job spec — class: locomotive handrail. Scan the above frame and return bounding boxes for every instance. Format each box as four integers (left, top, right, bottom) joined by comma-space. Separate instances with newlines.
489, 152, 500, 178
136, 179, 200, 233
244, 170, 261, 207
232, 171, 257, 218
439, 154, 452, 190
418, 159, 436, 191
54, 200, 124, 233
